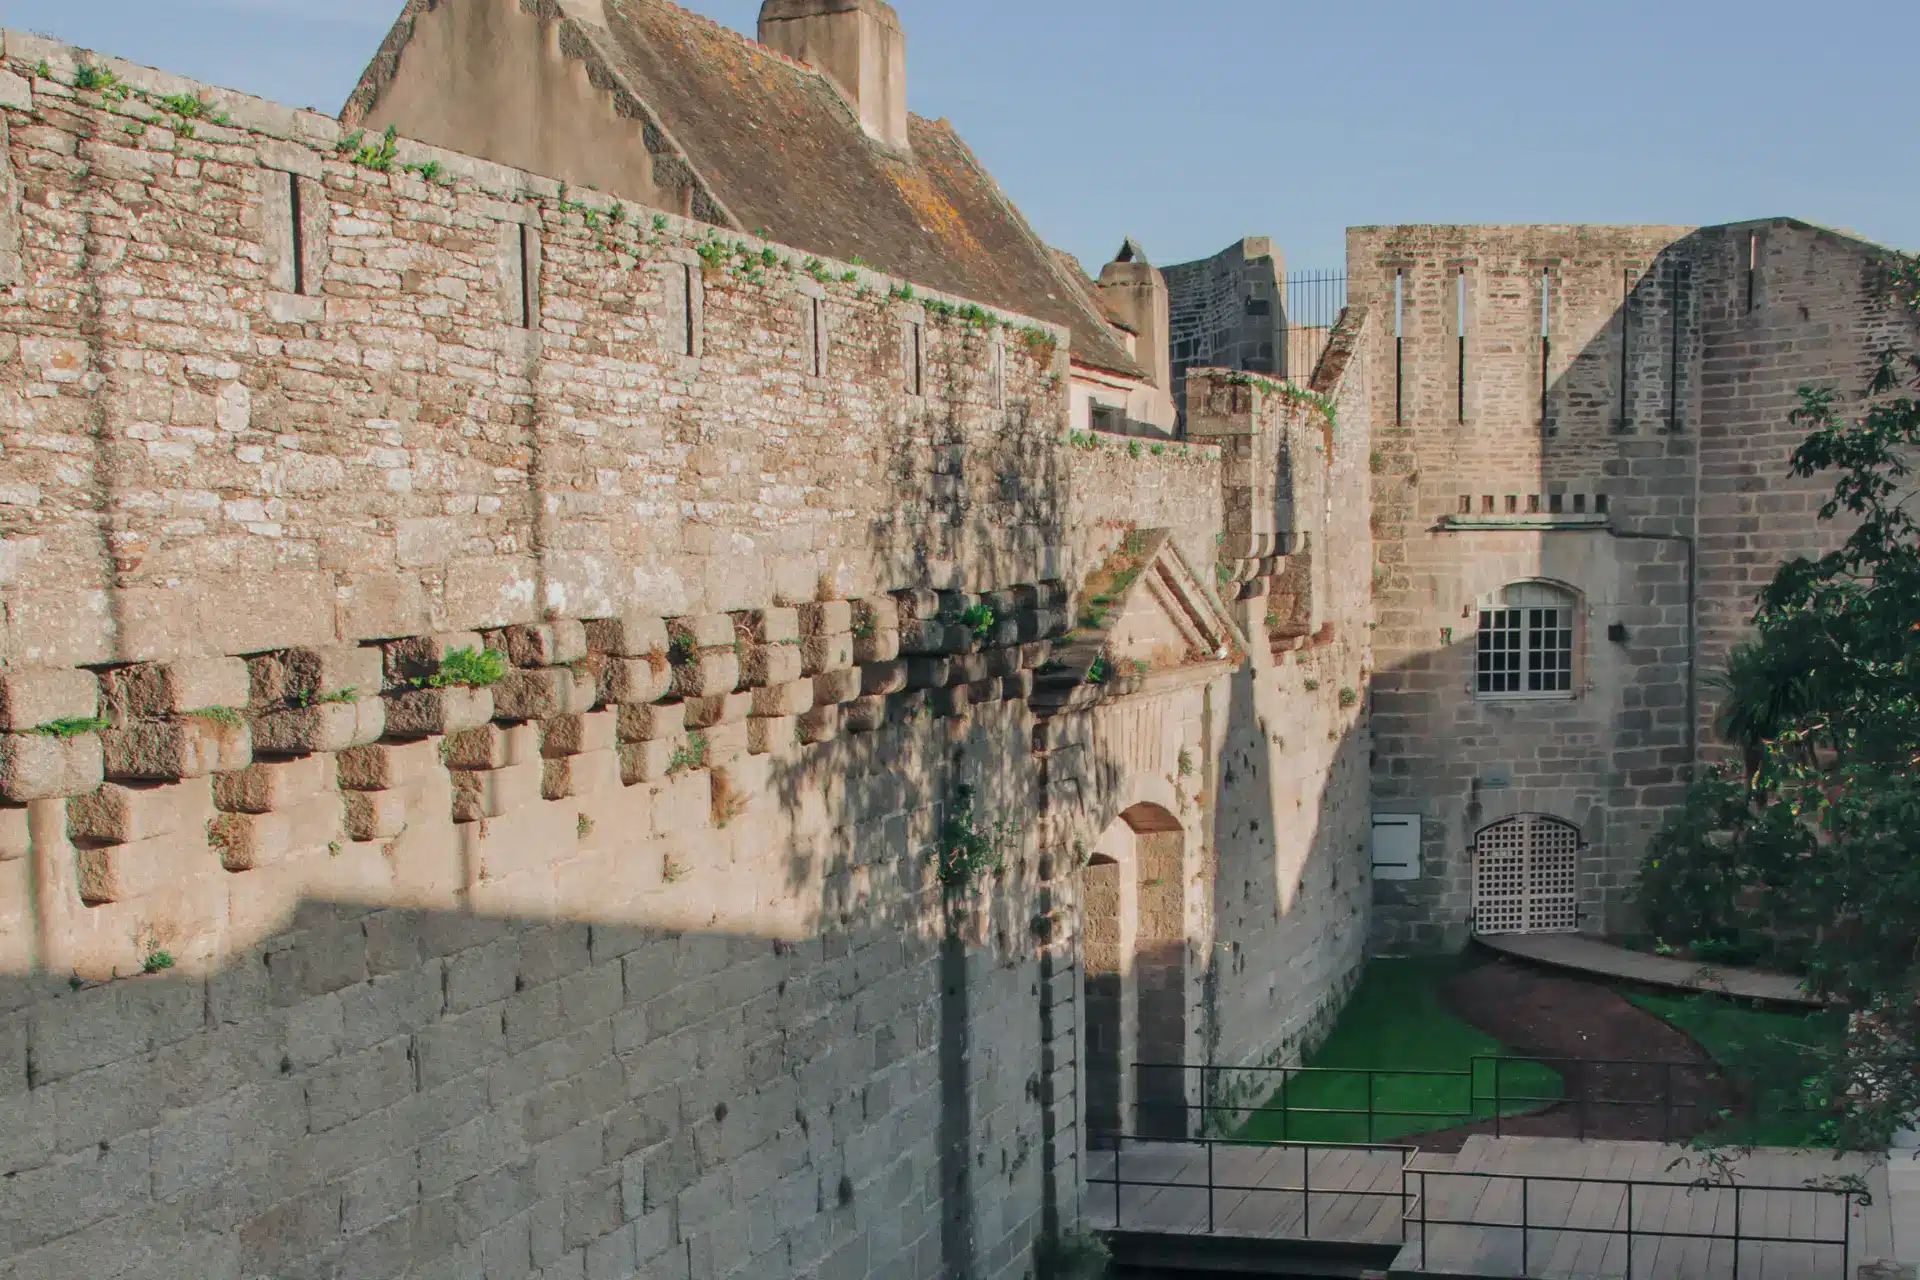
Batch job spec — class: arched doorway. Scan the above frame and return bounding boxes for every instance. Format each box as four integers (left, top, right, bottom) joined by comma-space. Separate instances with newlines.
1081, 802, 1189, 1144
1473, 814, 1579, 935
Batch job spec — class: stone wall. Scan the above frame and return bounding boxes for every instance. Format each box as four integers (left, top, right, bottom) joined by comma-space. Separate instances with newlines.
1355, 220, 1915, 951
1163, 237, 1285, 421
0, 30, 1377, 1280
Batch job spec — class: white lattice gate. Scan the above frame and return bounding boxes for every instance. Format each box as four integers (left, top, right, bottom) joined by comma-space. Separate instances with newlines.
1473, 815, 1579, 935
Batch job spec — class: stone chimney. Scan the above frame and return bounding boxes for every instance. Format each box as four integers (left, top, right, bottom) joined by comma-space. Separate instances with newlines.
759, 0, 910, 154
1098, 239, 1174, 400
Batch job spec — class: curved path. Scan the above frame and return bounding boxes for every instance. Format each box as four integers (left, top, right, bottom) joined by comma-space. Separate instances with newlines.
1479, 932, 1825, 1006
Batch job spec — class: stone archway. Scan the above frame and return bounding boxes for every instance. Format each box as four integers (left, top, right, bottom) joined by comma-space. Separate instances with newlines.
1081, 801, 1189, 1144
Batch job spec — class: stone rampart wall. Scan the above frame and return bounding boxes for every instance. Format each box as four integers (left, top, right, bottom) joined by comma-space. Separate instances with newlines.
0, 31, 1376, 1280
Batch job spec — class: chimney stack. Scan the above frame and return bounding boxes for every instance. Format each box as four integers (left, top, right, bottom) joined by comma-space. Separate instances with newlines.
759, 0, 910, 154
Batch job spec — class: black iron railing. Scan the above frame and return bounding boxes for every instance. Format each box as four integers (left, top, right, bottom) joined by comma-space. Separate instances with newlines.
1087, 1133, 1414, 1239
1408, 1166, 1859, 1279
1132, 1056, 1791, 1145
1283, 268, 1348, 387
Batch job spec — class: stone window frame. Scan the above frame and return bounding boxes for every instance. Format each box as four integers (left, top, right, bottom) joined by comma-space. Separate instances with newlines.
1474, 580, 1580, 702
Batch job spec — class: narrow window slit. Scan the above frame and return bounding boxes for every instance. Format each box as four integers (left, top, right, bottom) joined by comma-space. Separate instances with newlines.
1394, 270, 1405, 426
1456, 267, 1468, 425
288, 173, 306, 297
1539, 269, 1553, 435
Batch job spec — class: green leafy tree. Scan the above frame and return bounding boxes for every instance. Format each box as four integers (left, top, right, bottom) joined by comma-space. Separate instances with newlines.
1637, 251, 1920, 1147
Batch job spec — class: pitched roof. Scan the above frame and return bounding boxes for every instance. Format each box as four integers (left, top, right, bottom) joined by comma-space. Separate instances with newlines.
346, 0, 1146, 379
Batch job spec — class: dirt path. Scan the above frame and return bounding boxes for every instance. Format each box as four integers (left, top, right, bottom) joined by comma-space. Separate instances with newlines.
1403, 953, 1740, 1152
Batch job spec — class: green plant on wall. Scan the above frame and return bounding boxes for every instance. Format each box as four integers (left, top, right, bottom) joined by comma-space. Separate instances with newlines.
927, 784, 1016, 893
418, 648, 508, 690
959, 603, 996, 645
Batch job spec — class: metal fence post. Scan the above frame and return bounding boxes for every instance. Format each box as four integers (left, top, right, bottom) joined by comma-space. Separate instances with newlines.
1521, 1177, 1530, 1276
1420, 1170, 1429, 1269
1494, 1059, 1503, 1137
1366, 1070, 1375, 1144
1281, 1066, 1291, 1141
1732, 1184, 1741, 1280
1206, 1137, 1216, 1234
1302, 1144, 1312, 1236
1843, 1189, 1853, 1279
1626, 1180, 1634, 1279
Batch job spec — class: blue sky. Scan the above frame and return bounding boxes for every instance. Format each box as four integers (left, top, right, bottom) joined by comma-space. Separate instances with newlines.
8, 0, 1915, 272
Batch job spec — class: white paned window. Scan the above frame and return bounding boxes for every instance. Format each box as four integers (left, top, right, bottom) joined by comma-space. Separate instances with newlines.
1477, 582, 1575, 698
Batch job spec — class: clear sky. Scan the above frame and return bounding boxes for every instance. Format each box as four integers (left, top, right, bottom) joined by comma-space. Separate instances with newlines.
8, 0, 1916, 273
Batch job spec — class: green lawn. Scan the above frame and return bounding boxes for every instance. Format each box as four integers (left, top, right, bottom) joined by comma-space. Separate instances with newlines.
1624, 991, 1848, 1147
1230, 959, 1562, 1145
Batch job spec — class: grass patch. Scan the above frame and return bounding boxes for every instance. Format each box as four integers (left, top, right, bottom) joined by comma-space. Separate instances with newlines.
1232, 959, 1562, 1144
1624, 991, 1846, 1148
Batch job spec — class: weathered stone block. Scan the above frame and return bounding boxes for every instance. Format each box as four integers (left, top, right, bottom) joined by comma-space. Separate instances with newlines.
0, 804, 28, 861
213, 752, 334, 814
666, 615, 735, 651
337, 739, 440, 791
844, 697, 887, 734
1001, 671, 1035, 702
76, 830, 211, 905
852, 597, 900, 633
750, 681, 814, 719
739, 644, 803, 688
541, 711, 618, 758
100, 717, 249, 783
797, 706, 840, 745
860, 661, 908, 697
506, 621, 588, 668
685, 692, 752, 729
739, 608, 800, 645
906, 658, 950, 690
668, 651, 740, 700
438, 723, 534, 773
931, 684, 971, 718
67, 780, 213, 845
543, 748, 618, 800
584, 613, 668, 659
852, 630, 901, 663
800, 635, 853, 676
890, 588, 939, 621
812, 669, 862, 706
492, 668, 595, 721
252, 700, 382, 756
450, 760, 544, 823
618, 702, 686, 743
0, 667, 98, 731
599, 657, 670, 707
344, 790, 409, 841
100, 659, 251, 721
797, 601, 852, 635
210, 793, 345, 870
900, 619, 954, 656
747, 717, 795, 756
618, 739, 675, 786
383, 686, 495, 738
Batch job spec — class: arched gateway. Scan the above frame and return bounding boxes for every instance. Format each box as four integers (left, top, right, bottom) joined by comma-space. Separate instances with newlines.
1473, 814, 1580, 936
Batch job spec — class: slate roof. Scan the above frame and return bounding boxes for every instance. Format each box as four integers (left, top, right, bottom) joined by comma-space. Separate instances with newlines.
345, 0, 1146, 379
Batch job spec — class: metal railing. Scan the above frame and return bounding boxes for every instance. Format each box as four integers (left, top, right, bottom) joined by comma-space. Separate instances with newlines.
1131, 1056, 1800, 1145
1087, 1133, 1414, 1240
1407, 1165, 1859, 1279
1283, 268, 1347, 387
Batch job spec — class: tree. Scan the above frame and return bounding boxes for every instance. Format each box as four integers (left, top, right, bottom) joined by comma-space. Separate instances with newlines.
1636, 250, 1920, 1147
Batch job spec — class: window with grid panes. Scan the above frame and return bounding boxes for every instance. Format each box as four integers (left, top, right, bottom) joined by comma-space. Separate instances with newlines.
1476, 582, 1575, 697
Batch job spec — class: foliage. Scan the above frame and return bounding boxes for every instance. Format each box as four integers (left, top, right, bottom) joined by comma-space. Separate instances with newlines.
1220, 370, 1339, 431
29, 717, 108, 739
1634, 250, 1920, 1148
927, 784, 1015, 893
1086, 656, 1108, 685
667, 733, 708, 776
339, 125, 399, 173
959, 603, 995, 644
74, 65, 129, 100
184, 706, 244, 726
1627, 991, 1847, 1148
419, 648, 508, 690
1038, 1231, 1110, 1279
291, 688, 357, 709
1234, 959, 1560, 1145
141, 949, 175, 975
1338, 686, 1360, 708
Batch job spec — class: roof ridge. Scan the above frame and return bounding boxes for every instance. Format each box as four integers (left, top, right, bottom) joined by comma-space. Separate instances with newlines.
619, 0, 829, 82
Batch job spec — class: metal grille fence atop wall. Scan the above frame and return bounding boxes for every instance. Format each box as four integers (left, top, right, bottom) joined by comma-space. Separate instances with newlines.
1285, 269, 1348, 386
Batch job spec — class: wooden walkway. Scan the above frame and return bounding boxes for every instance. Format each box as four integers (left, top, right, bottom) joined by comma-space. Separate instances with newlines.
1085, 1135, 1892, 1279
1084, 1139, 1411, 1245
1477, 934, 1824, 1007
1396, 1136, 1889, 1279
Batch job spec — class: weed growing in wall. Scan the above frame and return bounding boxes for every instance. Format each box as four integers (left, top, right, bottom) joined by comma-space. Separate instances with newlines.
667, 733, 709, 776
1087, 656, 1109, 685
29, 717, 108, 739
959, 604, 996, 645
927, 784, 1015, 893
337, 126, 399, 173
1339, 687, 1359, 708
291, 688, 357, 710
74, 65, 130, 101
1220, 371, 1339, 431
183, 706, 244, 727
419, 648, 509, 690
139, 929, 174, 975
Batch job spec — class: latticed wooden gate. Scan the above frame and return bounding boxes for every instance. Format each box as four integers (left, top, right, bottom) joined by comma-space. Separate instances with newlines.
1473, 815, 1579, 935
